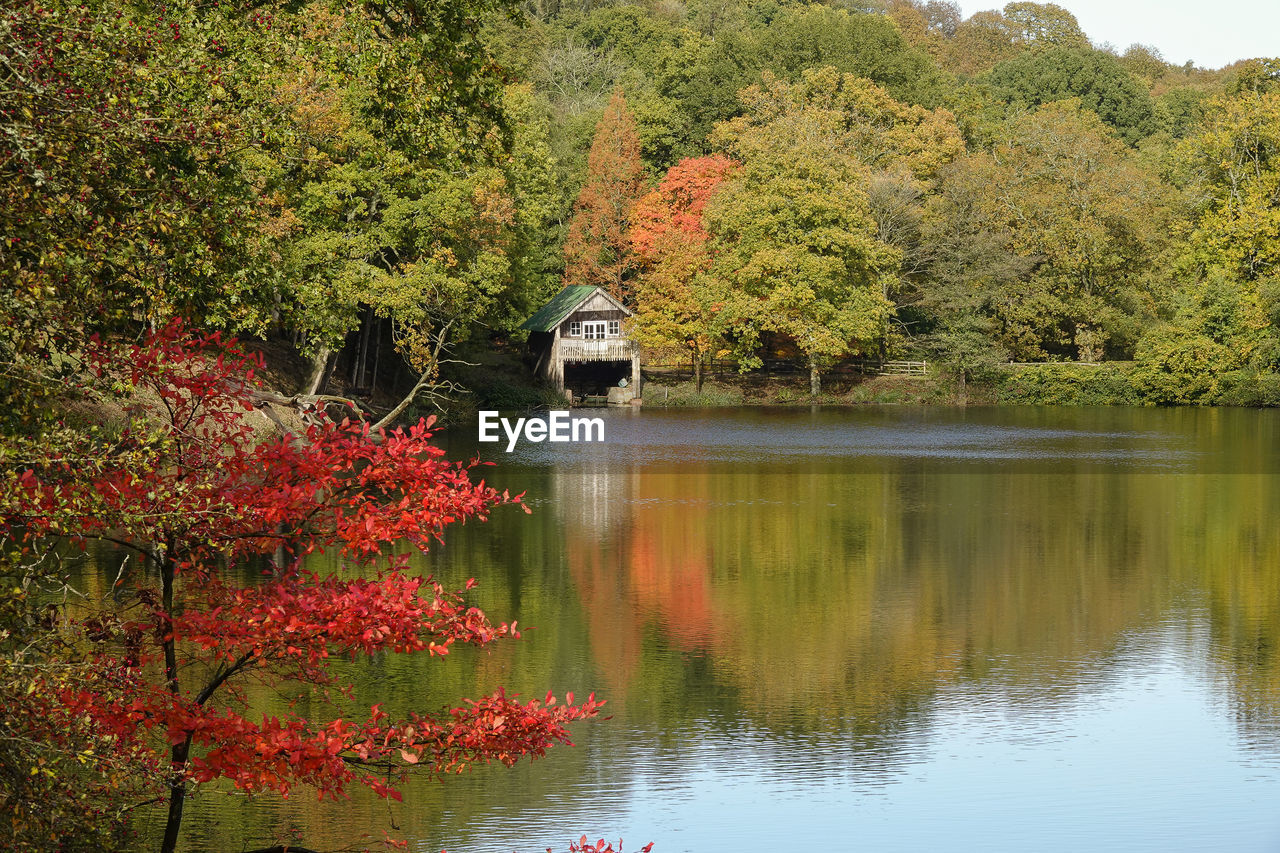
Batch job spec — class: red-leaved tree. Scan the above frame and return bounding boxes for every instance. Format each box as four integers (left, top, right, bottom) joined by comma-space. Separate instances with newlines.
0, 323, 604, 853
629, 155, 739, 390
630, 155, 737, 259
562, 89, 647, 303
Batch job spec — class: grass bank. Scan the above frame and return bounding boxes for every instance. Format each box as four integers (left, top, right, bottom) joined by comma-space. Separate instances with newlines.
642, 361, 1280, 408
640, 370, 956, 407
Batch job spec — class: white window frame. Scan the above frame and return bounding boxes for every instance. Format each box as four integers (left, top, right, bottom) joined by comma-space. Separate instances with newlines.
569, 321, 581, 337
608, 319, 621, 337
583, 321, 607, 340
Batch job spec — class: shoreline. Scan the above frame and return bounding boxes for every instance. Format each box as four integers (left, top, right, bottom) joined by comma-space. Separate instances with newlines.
637, 363, 1280, 409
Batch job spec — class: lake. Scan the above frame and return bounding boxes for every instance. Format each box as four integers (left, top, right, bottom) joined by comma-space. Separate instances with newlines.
170, 406, 1280, 853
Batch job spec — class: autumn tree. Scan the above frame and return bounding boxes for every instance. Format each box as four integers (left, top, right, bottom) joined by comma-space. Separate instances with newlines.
704, 68, 962, 394
629, 156, 739, 390
674, 3, 948, 158
563, 89, 647, 302
0, 325, 604, 853
1000, 2, 1089, 49
885, 0, 961, 63
936, 3, 1085, 77
944, 10, 1022, 76
1120, 44, 1171, 87
1143, 75, 1280, 374
0, 0, 554, 427
0, 545, 164, 851
932, 100, 1170, 360
1178, 82, 1280, 291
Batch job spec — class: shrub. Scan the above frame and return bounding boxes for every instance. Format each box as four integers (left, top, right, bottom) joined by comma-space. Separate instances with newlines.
1130, 327, 1233, 405
1216, 370, 1280, 407
997, 363, 1139, 406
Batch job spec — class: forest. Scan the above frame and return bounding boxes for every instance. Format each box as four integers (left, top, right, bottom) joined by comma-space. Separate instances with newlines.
4, 0, 1280, 412
1, 0, 1280, 849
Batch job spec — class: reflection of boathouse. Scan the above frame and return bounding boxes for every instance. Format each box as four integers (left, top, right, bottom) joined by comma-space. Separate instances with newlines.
553, 462, 631, 534
521, 285, 641, 404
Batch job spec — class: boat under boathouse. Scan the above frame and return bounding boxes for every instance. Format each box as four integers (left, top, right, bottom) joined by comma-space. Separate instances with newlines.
521, 285, 641, 405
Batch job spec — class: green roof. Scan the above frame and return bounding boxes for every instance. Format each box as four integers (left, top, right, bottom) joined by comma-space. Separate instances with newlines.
520, 285, 599, 332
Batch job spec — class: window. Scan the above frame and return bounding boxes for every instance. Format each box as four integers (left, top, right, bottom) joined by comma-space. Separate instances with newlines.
608, 320, 621, 336
569, 321, 581, 336
583, 321, 607, 339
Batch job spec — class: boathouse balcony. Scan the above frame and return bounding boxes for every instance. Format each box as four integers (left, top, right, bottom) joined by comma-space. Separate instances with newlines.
558, 337, 637, 362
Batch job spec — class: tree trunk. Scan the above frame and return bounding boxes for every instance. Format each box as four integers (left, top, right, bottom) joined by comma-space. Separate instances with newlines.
300, 347, 332, 397
369, 317, 381, 397
357, 307, 373, 388
809, 359, 820, 396
694, 352, 704, 393
348, 333, 360, 388
159, 548, 187, 853
160, 736, 191, 853
957, 366, 967, 406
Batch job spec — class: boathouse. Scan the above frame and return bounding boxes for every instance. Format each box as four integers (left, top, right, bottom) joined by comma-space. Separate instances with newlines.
521, 285, 641, 404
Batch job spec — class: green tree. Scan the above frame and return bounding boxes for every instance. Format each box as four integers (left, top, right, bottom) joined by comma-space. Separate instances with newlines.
498, 84, 565, 329
238, 2, 541, 401
542, 6, 706, 168
985, 46, 1158, 144
677, 4, 949, 149
1131, 324, 1235, 404
2, 0, 530, 419
0, 0, 272, 426
951, 100, 1170, 359
704, 70, 953, 393
917, 160, 1024, 394
718, 67, 963, 372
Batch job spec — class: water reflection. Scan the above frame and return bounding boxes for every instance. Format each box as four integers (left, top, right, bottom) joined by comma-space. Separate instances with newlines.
150, 408, 1280, 852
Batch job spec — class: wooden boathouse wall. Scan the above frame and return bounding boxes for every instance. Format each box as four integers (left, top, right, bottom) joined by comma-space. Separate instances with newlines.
521, 286, 641, 403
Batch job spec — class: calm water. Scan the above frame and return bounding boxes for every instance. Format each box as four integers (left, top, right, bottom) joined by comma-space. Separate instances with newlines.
169, 407, 1280, 853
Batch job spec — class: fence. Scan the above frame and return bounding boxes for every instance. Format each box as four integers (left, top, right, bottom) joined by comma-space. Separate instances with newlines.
879, 360, 928, 376
1003, 361, 1103, 367
643, 357, 739, 379
643, 357, 929, 379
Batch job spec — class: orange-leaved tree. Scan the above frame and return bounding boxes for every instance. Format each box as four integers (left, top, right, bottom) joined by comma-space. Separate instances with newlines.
563, 89, 647, 303
0, 323, 605, 853
629, 155, 739, 391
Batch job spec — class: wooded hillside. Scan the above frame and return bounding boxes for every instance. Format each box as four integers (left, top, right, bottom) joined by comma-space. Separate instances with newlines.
4, 0, 1279, 408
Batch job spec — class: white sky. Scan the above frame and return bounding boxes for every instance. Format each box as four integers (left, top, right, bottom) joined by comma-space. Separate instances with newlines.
954, 0, 1280, 69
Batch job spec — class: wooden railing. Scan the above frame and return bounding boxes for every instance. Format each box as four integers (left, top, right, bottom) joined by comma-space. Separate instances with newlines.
879, 360, 928, 376
559, 338, 637, 362
1004, 361, 1104, 367
643, 357, 930, 377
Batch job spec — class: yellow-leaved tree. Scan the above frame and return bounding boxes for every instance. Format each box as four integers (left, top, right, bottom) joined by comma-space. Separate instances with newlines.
702, 67, 963, 394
